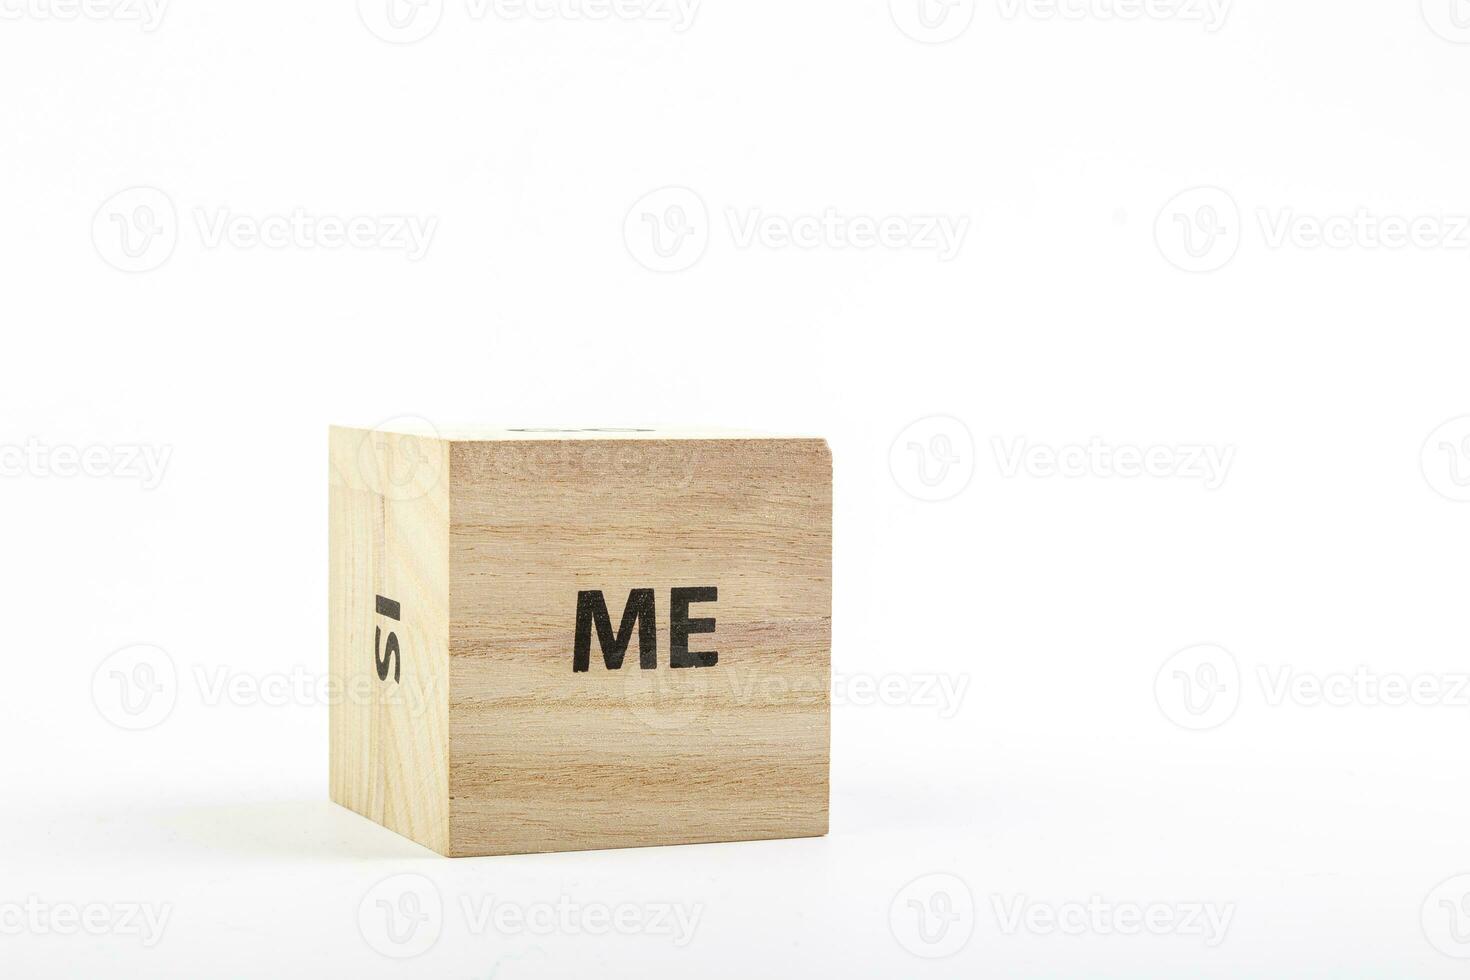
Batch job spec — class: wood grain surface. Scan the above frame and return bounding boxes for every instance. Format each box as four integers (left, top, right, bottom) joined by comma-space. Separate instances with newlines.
329, 426, 450, 854
330, 427, 830, 857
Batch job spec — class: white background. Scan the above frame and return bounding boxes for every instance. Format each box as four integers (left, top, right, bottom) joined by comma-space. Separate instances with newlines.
4, 0, 1470, 975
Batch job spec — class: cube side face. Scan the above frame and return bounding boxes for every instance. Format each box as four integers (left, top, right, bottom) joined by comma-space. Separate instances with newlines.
328, 427, 452, 854
446, 438, 831, 857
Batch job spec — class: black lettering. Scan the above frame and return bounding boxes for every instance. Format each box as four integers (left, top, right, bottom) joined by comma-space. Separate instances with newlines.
375, 594, 401, 621
669, 586, 718, 668
573, 589, 657, 672
375, 625, 400, 683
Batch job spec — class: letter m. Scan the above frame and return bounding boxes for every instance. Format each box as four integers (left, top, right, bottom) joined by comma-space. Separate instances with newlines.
573, 589, 656, 672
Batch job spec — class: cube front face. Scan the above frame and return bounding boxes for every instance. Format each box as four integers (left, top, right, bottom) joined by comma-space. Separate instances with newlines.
331, 428, 831, 858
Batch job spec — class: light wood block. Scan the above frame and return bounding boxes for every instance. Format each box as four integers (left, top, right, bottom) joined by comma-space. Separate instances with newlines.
329, 425, 832, 857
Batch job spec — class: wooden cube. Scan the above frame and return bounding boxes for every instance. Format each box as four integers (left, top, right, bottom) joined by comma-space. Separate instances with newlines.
328, 425, 831, 857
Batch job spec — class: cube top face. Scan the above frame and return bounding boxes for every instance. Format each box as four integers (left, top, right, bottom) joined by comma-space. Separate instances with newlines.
359, 422, 823, 443
330, 427, 831, 857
